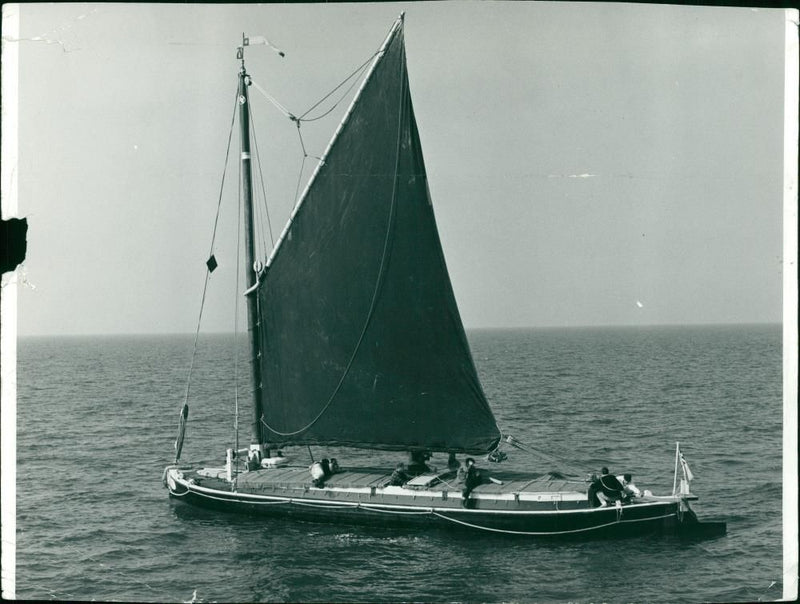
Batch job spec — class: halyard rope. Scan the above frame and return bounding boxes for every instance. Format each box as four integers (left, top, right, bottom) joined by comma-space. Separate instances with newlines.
248, 78, 294, 120
248, 107, 276, 249
248, 47, 382, 210
246, 50, 380, 123
176, 87, 239, 461
296, 50, 380, 122
500, 435, 587, 477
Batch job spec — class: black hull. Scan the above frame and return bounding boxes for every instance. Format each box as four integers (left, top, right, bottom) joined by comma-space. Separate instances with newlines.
165, 471, 720, 539
171, 495, 678, 539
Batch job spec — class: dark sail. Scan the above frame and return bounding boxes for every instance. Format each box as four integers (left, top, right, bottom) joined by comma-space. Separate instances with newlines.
256, 20, 500, 453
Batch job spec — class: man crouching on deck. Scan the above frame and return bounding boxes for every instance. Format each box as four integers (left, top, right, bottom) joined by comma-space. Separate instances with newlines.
588, 467, 626, 507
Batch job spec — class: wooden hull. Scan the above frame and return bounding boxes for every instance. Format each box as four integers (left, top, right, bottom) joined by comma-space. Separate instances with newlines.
163, 465, 720, 538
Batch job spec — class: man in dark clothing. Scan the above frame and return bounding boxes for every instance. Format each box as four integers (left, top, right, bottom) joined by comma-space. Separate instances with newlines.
407, 451, 433, 476
587, 473, 602, 507
461, 458, 481, 508
388, 463, 410, 486
596, 466, 625, 506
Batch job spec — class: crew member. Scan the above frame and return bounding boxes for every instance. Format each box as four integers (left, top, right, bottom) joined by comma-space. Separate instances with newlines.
461, 457, 481, 508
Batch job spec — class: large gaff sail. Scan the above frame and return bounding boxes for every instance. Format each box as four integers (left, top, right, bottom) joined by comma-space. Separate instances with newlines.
256, 20, 500, 453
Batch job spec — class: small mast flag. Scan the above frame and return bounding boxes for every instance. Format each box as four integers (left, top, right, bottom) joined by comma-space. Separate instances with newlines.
679, 450, 694, 482
244, 35, 285, 57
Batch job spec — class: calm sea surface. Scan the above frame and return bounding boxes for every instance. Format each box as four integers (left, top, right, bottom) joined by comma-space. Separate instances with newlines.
15, 324, 783, 602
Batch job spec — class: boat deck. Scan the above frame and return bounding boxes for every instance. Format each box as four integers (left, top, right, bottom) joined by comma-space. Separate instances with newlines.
198, 464, 587, 497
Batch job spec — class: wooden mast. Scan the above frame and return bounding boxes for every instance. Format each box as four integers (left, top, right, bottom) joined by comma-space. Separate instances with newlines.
237, 38, 266, 459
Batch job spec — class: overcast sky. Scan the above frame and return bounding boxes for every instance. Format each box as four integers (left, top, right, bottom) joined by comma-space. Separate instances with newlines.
7, 1, 789, 336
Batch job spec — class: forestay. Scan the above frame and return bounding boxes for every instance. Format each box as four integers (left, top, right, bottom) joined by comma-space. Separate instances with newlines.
256, 20, 500, 453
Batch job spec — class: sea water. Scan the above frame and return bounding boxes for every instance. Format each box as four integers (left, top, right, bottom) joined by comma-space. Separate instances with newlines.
14, 324, 783, 602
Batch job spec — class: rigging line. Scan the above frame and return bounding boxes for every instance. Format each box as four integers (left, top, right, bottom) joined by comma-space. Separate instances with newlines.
290, 123, 319, 205
180, 86, 240, 413
249, 135, 269, 260
248, 105, 275, 248
293, 154, 308, 206
260, 37, 407, 438
290, 121, 310, 206
247, 25, 386, 124
265, 18, 402, 272
233, 136, 243, 466
293, 122, 310, 159
294, 123, 323, 162
209, 89, 242, 256
503, 435, 586, 476
248, 77, 295, 120
298, 49, 381, 121
244, 98, 266, 261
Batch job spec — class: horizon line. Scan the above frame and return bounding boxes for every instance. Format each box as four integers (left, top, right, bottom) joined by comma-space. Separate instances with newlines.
16, 320, 782, 338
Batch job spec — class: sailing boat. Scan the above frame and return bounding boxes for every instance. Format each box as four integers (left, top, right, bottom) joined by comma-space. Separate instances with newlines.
163, 14, 725, 539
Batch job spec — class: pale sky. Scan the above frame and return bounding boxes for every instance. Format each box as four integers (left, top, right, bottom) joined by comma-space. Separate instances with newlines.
5, 2, 788, 336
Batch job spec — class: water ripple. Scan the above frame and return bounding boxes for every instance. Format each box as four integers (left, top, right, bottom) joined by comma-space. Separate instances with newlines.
14, 326, 783, 602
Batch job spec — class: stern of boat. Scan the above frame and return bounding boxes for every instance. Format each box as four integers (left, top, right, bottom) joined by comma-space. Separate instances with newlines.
640, 487, 726, 538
